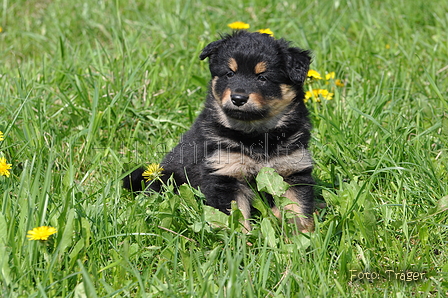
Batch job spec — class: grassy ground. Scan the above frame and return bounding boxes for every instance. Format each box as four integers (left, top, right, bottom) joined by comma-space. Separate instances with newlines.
1, 0, 447, 296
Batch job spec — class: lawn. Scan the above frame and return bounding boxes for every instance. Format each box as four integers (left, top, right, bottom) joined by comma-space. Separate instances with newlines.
1, 0, 447, 297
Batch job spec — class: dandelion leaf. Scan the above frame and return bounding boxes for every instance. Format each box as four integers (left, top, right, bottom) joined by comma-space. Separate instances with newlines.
429, 195, 448, 216
435, 195, 448, 213
58, 208, 75, 255
256, 167, 289, 197
203, 205, 229, 229
261, 218, 278, 248
179, 183, 199, 212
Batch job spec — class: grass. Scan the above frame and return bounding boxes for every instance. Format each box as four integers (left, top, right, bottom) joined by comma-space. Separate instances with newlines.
1, 0, 447, 296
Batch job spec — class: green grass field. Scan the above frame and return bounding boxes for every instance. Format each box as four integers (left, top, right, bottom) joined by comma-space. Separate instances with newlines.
1, 0, 448, 296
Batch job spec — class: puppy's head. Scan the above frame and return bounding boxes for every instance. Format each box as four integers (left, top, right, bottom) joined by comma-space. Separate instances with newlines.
200, 31, 311, 131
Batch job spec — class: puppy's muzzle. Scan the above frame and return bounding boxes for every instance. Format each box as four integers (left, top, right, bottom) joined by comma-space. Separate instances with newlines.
231, 93, 249, 107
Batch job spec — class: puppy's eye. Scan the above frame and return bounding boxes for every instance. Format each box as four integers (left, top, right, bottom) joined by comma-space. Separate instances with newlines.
257, 75, 267, 82
226, 71, 235, 78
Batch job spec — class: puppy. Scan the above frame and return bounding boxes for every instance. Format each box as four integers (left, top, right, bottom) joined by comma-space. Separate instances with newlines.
124, 31, 315, 232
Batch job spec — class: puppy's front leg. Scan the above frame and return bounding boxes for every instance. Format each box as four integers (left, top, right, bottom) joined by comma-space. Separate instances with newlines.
275, 171, 315, 233
201, 175, 253, 232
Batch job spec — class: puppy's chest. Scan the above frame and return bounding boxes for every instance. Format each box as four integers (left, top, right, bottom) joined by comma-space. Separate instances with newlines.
205, 138, 312, 180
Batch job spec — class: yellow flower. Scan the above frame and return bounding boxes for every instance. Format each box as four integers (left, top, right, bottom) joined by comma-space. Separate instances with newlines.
142, 163, 164, 182
304, 89, 334, 102
227, 21, 250, 30
0, 157, 12, 177
27, 226, 57, 241
319, 89, 334, 100
325, 72, 335, 80
257, 28, 274, 36
304, 91, 314, 103
335, 79, 345, 87
0, 131, 4, 141
307, 69, 322, 80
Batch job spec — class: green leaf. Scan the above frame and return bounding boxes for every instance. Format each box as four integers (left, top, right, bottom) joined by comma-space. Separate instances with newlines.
73, 282, 87, 298
179, 183, 199, 212
0, 213, 7, 246
77, 260, 98, 298
427, 195, 448, 217
435, 195, 448, 213
0, 214, 11, 286
191, 221, 207, 233
229, 200, 244, 231
261, 218, 278, 248
418, 225, 429, 245
203, 206, 229, 229
69, 239, 85, 269
256, 167, 289, 197
58, 208, 75, 255
252, 197, 269, 217
81, 217, 91, 247
293, 234, 311, 250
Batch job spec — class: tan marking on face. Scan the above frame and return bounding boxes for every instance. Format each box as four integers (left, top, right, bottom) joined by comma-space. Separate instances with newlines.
210, 99, 231, 128
222, 88, 232, 105
228, 58, 238, 72
211, 76, 219, 101
254, 61, 267, 74
247, 93, 265, 108
267, 84, 297, 117
212, 77, 231, 106
280, 84, 297, 101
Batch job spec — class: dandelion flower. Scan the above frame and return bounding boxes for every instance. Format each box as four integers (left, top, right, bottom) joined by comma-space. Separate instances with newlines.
318, 89, 334, 100
142, 163, 164, 182
335, 79, 345, 87
228, 21, 250, 30
0, 131, 4, 141
304, 89, 334, 102
307, 69, 322, 80
0, 157, 12, 177
27, 226, 57, 241
257, 28, 274, 36
325, 72, 335, 80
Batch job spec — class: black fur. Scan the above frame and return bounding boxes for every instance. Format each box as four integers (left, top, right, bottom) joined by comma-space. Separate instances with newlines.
124, 31, 315, 232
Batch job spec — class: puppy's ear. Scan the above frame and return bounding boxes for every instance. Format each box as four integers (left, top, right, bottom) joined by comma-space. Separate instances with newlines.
199, 39, 225, 60
286, 48, 312, 85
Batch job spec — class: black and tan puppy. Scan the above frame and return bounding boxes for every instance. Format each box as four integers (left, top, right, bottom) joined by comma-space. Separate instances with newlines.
124, 31, 315, 232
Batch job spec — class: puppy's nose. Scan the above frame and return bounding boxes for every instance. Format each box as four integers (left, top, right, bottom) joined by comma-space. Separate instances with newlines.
231, 94, 249, 107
